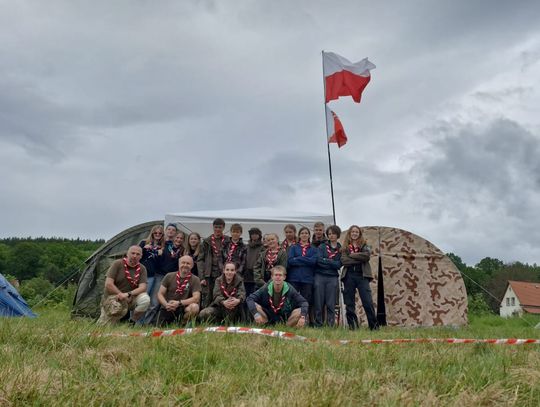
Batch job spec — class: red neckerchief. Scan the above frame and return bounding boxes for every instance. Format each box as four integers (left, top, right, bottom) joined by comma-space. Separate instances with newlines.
265, 248, 279, 268
269, 291, 286, 313
299, 242, 310, 257
175, 272, 192, 295
220, 280, 238, 298
169, 245, 182, 258
282, 239, 296, 250
123, 258, 141, 289
326, 244, 339, 259
211, 234, 224, 256
349, 244, 360, 254
226, 241, 238, 262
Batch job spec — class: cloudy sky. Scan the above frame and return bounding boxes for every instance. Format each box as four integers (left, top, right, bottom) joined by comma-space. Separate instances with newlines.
1, 1, 540, 265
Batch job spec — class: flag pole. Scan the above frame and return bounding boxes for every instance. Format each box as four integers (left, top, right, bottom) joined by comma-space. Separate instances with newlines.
322, 51, 337, 225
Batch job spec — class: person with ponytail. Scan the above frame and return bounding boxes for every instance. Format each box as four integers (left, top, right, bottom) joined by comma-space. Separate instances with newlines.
341, 225, 378, 330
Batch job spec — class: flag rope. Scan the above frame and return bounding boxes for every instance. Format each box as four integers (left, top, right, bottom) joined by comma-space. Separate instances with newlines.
94, 326, 540, 345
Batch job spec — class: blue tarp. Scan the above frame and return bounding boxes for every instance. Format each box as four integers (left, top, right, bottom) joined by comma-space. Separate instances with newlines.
0, 273, 36, 317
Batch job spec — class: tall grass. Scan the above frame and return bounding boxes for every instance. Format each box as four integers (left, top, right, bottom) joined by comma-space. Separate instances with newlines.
0, 310, 539, 406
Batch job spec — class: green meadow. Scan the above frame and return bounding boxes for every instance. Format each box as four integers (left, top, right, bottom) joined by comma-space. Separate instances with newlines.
1, 309, 539, 406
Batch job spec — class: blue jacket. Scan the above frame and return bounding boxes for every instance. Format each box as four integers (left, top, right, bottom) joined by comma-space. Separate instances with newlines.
316, 242, 342, 277
287, 243, 317, 284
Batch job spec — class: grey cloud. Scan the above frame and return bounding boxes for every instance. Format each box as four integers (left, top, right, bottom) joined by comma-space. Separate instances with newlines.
404, 118, 540, 261
472, 87, 533, 103
0, 79, 84, 159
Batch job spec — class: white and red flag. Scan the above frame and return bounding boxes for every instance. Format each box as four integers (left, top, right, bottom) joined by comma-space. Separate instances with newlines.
323, 51, 375, 103
326, 106, 347, 148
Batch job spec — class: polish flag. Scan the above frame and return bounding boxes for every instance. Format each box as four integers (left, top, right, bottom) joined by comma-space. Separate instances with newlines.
326, 106, 347, 148
323, 52, 375, 103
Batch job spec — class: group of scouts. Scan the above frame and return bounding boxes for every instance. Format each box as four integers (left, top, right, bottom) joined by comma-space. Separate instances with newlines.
97, 218, 379, 330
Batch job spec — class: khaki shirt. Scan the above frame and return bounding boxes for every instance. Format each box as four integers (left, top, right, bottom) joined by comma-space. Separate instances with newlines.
105, 259, 148, 294
161, 272, 201, 301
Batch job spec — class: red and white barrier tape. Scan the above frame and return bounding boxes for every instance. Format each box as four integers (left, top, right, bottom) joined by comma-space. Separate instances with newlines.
94, 326, 540, 345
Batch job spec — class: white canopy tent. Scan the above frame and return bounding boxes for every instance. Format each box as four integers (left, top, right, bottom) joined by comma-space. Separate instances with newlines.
165, 207, 334, 240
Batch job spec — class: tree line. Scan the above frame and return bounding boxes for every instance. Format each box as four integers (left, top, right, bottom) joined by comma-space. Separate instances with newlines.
447, 253, 540, 313
1, 238, 539, 314
0, 237, 104, 307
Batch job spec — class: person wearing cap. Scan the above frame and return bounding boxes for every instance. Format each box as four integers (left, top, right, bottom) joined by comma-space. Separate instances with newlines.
247, 265, 308, 327
197, 218, 231, 307
97, 245, 150, 325
164, 223, 178, 243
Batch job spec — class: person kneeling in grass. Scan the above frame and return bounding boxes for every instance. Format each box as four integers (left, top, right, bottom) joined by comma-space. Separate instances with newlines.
98, 245, 150, 325
156, 255, 201, 326
247, 265, 308, 328
199, 262, 245, 324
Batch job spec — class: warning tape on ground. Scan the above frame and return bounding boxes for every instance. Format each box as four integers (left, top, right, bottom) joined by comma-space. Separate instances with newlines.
94, 326, 540, 345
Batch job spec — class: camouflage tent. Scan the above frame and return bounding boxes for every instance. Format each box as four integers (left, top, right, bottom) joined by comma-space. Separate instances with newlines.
73, 220, 468, 326
349, 226, 468, 327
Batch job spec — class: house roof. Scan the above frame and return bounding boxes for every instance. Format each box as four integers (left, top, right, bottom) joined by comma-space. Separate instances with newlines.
508, 280, 540, 307
522, 307, 540, 314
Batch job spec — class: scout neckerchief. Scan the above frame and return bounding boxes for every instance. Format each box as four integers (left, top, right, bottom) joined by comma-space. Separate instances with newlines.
265, 248, 279, 268
281, 239, 296, 251
122, 258, 141, 289
269, 289, 286, 313
175, 272, 192, 295
220, 279, 237, 298
349, 243, 360, 254
147, 240, 161, 258
226, 241, 238, 262
169, 244, 181, 258
299, 242, 310, 257
326, 244, 339, 259
211, 234, 224, 256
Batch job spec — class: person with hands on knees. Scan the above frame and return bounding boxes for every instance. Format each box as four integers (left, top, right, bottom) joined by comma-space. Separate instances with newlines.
97, 245, 150, 325
156, 255, 201, 326
247, 265, 308, 328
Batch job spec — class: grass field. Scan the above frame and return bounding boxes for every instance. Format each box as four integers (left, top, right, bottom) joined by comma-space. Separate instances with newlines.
1, 308, 539, 406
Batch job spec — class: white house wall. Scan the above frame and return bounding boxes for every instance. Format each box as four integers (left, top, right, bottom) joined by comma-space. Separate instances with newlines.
500, 285, 522, 317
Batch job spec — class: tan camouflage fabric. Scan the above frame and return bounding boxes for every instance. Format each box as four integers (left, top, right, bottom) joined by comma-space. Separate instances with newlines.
349, 226, 468, 327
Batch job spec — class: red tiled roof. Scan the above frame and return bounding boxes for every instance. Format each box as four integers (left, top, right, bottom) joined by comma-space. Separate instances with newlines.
522, 307, 540, 314
508, 280, 540, 307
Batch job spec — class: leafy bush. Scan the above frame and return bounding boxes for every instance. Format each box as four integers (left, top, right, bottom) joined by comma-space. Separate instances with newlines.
468, 293, 493, 316
18, 277, 76, 308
